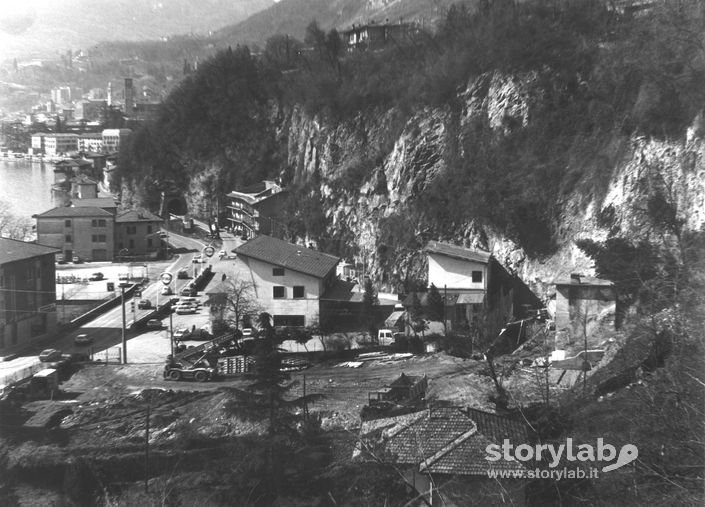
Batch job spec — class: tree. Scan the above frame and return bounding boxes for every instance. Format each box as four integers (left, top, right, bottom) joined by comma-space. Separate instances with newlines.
408, 292, 428, 338
426, 284, 444, 321
215, 277, 262, 330
0, 201, 32, 240
362, 277, 379, 341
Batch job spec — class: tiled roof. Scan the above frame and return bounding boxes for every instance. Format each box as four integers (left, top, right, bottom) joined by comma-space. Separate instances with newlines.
234, 235, 339, 279
35, 206, 112, 218
0, 238, 59, 264
115, 209, 163, 223
357, 406, 529, 477
425, 241, 491, 264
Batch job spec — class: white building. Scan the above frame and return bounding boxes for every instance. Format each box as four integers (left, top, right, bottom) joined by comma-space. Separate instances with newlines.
234, 235, 340, 327
102, 128, 131, 153
43, 133, 79, 156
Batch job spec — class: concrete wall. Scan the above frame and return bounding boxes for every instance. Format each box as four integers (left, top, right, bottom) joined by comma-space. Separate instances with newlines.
428, 253, 487, 291
37, 215, 114, 261
240, 256, 323, 326
555, 284, 616, 346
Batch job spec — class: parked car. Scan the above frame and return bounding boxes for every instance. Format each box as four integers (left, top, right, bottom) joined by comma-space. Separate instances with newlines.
137, 299, 153, 309
175, 306, 197, 315
241, 328, 254, 338
146, 319, 163, 330
89, 272, 105, 281
74, 334, 93, 346
160, 286, 173, 296
192, 254, 202, 263
218, 249, 226, 258
177, 269, 190, 279
173, 328, 190, 340
39, 349, 62, 362
180, 286, 196, 297
72, 255, 82, 264
178, 296, 199, 306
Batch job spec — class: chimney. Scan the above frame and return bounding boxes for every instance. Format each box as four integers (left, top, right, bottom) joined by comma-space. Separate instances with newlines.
570, 273, 582, 283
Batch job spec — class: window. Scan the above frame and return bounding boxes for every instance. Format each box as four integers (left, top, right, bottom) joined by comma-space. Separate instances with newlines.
91, 219, 107, 227
147, 239, 153, 248
293, 286, 305, 298
64, 219, 71, 227
65, 235, 72, 242
127, 226, 137, 235
92, 234, 106, 242
147, 225, 152, 234
272, 267, 285, 276
273, 286, 285, 299
129, 239, 135, 249
472, 270, 483, 283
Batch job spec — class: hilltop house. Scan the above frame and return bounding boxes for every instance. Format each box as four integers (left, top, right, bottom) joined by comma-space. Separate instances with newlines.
34, 206, 115, 262
343, 21, 415, 51
409, 241, 541, 332
233, 235, 339, 328
354, 406, 528, 505
0, 238, 58, 355
225, 180, 287, 239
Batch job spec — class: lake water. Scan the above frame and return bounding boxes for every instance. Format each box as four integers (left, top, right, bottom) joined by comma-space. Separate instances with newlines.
0, 159, 57, 219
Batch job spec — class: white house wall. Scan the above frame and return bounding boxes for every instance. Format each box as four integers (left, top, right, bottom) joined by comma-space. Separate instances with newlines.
241, 256, 323, 326
427, 253, 487, 291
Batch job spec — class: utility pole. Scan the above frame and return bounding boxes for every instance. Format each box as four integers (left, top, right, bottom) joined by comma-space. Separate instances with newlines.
169, 311, 174, 356
144, 402, 150, 492
121, 285, 127, 364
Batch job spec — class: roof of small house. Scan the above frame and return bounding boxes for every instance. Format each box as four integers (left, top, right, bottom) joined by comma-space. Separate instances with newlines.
356, 406, 528, 476
34, 206, 112, 218
555, 274, 614, 287
0, 238, 59, 264
425, 241, 491, 264
115, 209, 163, 223
234, 235, 339, 279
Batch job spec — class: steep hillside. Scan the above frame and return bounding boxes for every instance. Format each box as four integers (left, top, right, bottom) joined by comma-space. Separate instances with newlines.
118, 0, 705, 297
215, 0, 461, 48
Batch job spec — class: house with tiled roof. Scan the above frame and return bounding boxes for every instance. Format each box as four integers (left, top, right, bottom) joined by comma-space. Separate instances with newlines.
355, 406, 528, 505
0, 239, 59, 355
34, 206, 115, 262
115, 209, 164, 260
234, 235, 340, 328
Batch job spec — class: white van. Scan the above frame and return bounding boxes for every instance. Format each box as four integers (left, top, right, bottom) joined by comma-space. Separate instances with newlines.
378, 329, 394, 345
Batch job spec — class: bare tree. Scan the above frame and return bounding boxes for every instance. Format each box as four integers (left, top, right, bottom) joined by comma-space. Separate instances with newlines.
0, 200, 32, 240
214, 277, 262, 331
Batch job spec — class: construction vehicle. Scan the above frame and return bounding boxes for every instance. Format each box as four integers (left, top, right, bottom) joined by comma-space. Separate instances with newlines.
163, 331, 237, 382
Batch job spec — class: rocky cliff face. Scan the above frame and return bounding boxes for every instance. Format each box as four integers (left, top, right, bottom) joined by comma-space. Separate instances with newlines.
277, 70, 705, 298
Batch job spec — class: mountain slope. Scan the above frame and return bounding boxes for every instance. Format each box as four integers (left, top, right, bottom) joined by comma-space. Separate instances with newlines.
0, 0, 273, 62
216, 0, 463, 48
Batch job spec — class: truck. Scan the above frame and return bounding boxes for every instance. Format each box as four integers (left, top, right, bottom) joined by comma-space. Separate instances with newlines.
163, 352, 217, 382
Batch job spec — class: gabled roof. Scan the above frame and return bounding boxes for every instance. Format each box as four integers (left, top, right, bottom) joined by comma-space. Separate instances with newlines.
34, 206, 112, 218
234, 235, 339, 279
357, 406, 528, 477
425, 241, 491, 264
115, 209, 163, 223
0, 238, 59, 264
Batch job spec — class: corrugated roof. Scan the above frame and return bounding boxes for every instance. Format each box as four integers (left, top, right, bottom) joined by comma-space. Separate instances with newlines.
0, 238, 59, 264
235, 235, 339, 279
35, 206, 113, 218
425, 241, 491, 264
115, 209, 163, 223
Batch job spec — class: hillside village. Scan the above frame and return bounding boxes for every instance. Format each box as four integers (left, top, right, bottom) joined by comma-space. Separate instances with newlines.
1, 0, 704, 506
